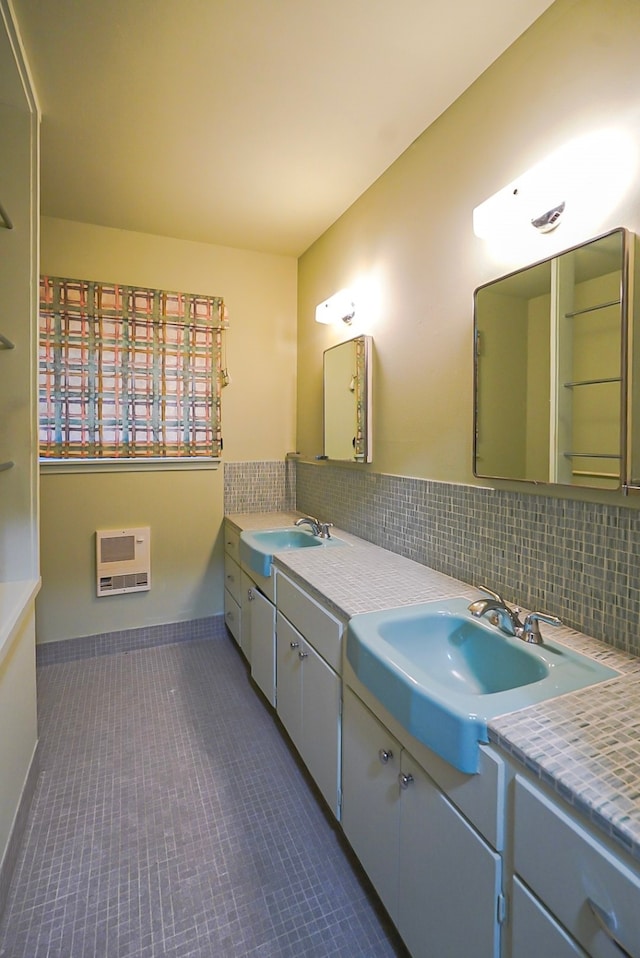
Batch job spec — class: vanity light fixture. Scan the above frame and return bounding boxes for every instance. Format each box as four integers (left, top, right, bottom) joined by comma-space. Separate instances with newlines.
315, 288, 356, 325
473, 127, 636, 245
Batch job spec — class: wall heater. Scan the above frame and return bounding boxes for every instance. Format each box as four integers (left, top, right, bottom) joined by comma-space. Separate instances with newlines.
96, 527, 151, 597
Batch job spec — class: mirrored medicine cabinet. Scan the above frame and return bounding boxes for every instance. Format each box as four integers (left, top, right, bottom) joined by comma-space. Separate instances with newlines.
323, 335, 373, 462
473, 227, 640, 492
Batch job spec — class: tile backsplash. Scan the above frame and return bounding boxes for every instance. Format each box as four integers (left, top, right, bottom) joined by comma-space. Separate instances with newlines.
224, 459, 296, 513
296, 461, 640, 657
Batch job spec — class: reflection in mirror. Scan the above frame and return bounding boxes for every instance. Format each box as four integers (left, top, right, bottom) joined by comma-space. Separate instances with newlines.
474, 228, 631, 490
323, 335, 372, 462
628, 235, 640, 490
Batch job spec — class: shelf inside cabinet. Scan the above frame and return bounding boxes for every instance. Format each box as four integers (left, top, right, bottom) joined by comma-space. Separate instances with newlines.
565, 297, 621, 318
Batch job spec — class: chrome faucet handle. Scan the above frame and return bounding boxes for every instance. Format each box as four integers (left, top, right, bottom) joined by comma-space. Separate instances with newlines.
295, 514, 319, 525
478, 585, 506, 604
478, 586, 522, 620
318, 522, 333, 539
469, 586, 524, 637
522, 611, 562, 645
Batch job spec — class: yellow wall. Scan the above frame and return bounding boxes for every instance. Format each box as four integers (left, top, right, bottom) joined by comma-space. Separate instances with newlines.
297, 0, 640, 483
38, 217, 297, 643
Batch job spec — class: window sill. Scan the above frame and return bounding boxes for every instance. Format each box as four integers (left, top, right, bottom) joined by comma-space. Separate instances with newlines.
40, 458, 221, 474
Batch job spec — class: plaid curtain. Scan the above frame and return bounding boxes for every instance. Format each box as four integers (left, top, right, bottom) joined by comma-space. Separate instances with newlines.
39, 277, 225, 459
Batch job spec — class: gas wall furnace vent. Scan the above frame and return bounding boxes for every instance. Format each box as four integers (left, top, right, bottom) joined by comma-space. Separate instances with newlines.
96, 527, 151, 597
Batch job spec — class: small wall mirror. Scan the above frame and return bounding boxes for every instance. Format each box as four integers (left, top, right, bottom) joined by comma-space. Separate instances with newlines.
323, 335, 373, 462
474, 228, 631, 490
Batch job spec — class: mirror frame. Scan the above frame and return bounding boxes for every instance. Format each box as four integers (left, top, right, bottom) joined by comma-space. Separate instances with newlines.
323, 334, 373, 463
473, 227, 633, 491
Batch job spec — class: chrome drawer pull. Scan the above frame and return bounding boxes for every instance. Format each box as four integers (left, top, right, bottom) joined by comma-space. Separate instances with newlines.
289, 641, 300, 649
398, 773, 414, 790
378, 748, 393, 765
587, 898, 632, 957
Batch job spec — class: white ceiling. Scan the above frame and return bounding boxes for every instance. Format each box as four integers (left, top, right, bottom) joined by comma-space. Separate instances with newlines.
12, 0, 555, 256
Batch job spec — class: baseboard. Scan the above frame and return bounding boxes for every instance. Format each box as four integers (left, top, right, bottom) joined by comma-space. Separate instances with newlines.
36, 614, 227, 666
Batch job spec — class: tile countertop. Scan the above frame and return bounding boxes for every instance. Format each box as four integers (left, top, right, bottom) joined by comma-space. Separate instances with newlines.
226, 512, 640, 861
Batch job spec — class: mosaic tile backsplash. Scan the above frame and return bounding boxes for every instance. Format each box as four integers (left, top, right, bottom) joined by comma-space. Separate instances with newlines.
224, 459, 296, 514
295, 462, 640, 657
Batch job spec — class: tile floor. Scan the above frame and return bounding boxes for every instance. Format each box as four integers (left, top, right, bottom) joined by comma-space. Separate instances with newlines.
0, 633, 408, 957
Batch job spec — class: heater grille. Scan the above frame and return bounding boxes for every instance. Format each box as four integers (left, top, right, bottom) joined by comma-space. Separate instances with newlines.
100, 534, 135, 564
96, 528, 151, 597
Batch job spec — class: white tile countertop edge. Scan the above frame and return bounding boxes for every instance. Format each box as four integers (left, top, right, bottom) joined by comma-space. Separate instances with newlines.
226, 512, 640, 860
0, 578, 40, 669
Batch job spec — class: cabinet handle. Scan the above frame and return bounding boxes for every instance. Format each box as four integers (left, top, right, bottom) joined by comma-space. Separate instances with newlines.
225, 610, 235, 622
247, 588, 255, 601
289, 641, 300, 649
378, 748, 393, 764
587, 898, 632, 957
398, 773, 414, 790
226, 573, 234, 581
298, 651, 308, 660
0, 333, 15, 350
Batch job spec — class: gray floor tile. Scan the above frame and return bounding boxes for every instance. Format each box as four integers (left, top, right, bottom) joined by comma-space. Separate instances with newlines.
0, 635, 407, 958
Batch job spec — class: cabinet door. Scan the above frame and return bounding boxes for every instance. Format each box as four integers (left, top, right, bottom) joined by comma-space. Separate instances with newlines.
511, 877, 588, 958
249, 587, 276, 706
223, 588, 241, 644
275, 612, 303, 753
240, 570, 254, 662
398, 750, 502, 958
301, 639, 341, 819
342, 688, 400, 923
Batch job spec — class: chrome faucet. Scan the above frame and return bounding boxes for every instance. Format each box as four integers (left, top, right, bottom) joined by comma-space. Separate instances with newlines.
520, 611, 562, 645
295, 515, 320, 535
468, 587, 523, 637
294, 515, 334, 538
468, 586, 562, 644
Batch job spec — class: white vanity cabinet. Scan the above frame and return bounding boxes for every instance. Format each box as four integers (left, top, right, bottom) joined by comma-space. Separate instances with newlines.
511, 877, 588, 958
223, 520, 277, 704
510, 775, 640, 958
341, 687, 401, 917
223, 525, 242, 645
275, 571, 344, 819
342, 687, 503, 958
247, 584, 276, 706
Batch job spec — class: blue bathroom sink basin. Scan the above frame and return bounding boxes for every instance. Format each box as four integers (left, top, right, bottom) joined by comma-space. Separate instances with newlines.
239, 527, 344, 577
346, 597, 619, 774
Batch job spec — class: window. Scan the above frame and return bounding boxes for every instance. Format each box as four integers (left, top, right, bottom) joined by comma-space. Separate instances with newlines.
39, 276, 225, 460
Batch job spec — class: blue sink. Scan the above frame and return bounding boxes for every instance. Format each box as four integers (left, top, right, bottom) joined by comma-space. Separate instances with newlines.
239, 527, 344, 577
346, 597, 619, 773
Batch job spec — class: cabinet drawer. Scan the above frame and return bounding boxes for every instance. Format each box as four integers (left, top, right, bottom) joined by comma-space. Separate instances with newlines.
224, 589, 241, 643
276, 571, 344, 672
224, 523, 240, 564
514, 776, 640, 958
224, 554, 242, 604
511, 877, 587, 958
